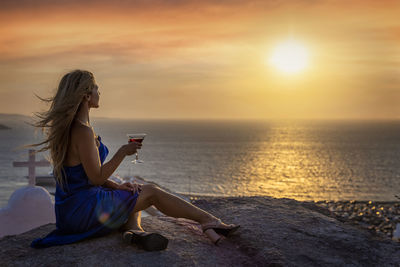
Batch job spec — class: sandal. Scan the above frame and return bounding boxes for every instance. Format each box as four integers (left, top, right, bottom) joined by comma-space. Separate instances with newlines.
201, 218, 240, 237
203, 228, 224, 245
123, 230, 169, 251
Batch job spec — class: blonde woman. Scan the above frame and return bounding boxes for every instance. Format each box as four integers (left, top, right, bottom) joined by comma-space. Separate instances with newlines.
28, 69, 240, 251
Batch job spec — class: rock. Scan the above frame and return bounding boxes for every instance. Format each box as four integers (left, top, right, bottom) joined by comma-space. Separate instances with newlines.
0, 196, 400, 266
393, 223, 400, 242
315, 200, 400, 239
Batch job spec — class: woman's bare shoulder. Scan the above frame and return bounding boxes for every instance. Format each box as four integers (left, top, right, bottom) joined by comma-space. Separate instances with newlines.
70, 121, 96, 144
64, 122, 96, 166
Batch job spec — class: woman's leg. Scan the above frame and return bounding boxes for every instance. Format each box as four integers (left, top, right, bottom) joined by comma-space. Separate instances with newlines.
131, 184, 217, 225
121, 211, 143, 232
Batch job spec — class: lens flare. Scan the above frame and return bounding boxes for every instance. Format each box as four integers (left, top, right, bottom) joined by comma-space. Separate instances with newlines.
98, 212, 111, 224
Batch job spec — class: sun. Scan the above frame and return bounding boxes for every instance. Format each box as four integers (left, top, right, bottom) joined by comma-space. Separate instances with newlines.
269, 40, 309, 74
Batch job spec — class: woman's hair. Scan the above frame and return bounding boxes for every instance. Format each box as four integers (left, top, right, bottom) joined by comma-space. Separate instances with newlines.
24, 69, 96, 191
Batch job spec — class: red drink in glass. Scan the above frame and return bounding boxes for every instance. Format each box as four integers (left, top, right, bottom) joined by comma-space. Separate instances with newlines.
127, 133, 147, 163
129, 138, 144, 144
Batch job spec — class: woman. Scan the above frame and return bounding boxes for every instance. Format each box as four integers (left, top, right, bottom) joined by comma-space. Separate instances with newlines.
27, 69, 240, 251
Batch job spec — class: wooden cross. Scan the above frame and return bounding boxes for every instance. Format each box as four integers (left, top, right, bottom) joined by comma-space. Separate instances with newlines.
13, 149, 51, 186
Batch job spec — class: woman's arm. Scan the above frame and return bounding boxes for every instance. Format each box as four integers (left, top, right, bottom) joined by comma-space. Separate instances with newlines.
102, 179, 120, 189
76, 126, 140, 186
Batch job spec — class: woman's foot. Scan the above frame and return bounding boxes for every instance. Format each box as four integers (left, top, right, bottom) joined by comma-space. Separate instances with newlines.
123, 229, 169, 251
201, 217, 240, 237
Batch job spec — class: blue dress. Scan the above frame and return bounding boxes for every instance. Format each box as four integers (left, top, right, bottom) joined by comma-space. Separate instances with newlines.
31, 135, 139, 248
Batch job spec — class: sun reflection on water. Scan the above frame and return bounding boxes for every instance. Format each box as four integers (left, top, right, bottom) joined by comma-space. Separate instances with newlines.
228, 121, 359, 201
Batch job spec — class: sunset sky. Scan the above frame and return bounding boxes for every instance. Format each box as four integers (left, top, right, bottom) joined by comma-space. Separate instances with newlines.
1, 0, 399, 120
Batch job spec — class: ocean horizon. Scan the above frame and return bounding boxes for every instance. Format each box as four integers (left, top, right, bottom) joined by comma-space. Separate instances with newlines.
1, 113, 400, 207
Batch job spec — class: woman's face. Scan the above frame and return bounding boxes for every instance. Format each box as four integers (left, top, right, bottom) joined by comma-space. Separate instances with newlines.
88, 84, 100, 108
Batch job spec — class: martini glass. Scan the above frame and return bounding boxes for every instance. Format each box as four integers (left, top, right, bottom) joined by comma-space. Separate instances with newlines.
127, 133, 146, 163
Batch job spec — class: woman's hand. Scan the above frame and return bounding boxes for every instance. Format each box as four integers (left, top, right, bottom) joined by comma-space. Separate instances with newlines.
121, 141, 142, 156
117, 182, 143, 194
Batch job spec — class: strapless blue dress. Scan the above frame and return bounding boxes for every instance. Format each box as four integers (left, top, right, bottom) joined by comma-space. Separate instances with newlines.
31, 135, 139, 248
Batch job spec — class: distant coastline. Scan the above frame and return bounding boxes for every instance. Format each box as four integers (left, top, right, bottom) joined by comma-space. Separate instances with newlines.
2, 112, 400, 122
0, 124, 10, 130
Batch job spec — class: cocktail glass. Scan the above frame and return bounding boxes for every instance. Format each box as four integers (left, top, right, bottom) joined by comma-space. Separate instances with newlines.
127, 133, 146, 163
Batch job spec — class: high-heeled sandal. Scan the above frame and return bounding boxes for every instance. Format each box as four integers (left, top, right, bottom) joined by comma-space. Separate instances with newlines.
202, 228, 224, 245
123, 230, 169, 251
201, 218, 240, 237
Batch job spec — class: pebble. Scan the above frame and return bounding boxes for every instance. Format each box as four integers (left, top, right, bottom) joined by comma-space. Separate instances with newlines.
314, 200, 400, 240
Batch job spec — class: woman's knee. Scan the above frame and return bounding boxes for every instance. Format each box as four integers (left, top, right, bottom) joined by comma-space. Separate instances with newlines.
130, 184, 159, 213
140, 184, 160, 204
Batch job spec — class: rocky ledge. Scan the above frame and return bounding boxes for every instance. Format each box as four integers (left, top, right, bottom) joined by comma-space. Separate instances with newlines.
314, 200, 400, 239
0, 196, 399, 266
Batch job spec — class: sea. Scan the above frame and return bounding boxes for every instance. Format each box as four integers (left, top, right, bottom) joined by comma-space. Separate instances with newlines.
1, 113, 400, 208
